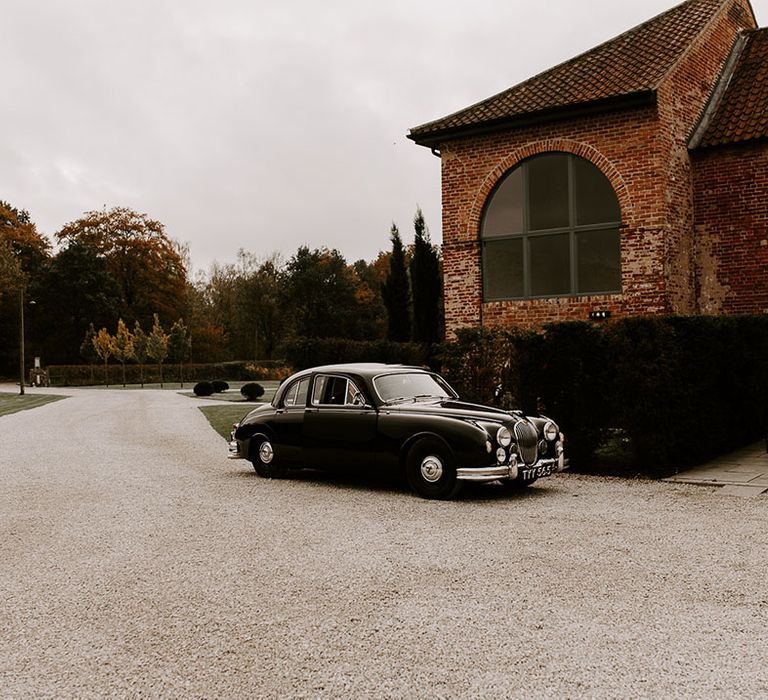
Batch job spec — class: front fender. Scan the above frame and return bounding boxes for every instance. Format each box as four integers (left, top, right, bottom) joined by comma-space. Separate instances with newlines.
235, 424, 276, 462
399, 431, 456, 469
380, 412, 492, 470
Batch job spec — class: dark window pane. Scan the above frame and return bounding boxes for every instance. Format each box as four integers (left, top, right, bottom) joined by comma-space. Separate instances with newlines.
312, 375, 348, 405
529, 233, 570, 296
574, 157, 620, 225
483, 167, 524, 236
483, 238, 524, 299
576, 228, 621, 293
528, 154, 569, 230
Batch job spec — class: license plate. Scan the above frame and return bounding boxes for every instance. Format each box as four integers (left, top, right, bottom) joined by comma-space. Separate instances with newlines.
521, 464, 553, 480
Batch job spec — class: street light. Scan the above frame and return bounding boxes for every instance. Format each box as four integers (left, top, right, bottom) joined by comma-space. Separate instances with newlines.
18, 284, 34, 396
19, 285, 26, 395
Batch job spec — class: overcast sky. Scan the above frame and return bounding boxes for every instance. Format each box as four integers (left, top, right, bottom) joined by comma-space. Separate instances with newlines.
3, 0, 767, 274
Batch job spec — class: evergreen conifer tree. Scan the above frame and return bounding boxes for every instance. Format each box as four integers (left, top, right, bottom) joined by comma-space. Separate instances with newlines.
409, 209, 441, 344
381, 224, 411, 341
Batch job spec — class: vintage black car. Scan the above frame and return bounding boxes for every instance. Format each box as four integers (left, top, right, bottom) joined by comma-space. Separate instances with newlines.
228, 363, 566, 499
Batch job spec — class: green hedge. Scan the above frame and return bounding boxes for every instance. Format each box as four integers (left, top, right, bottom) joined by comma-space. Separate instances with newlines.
438, 316, 768, 477
282, 337, 430, 371
47, 361, 277, 387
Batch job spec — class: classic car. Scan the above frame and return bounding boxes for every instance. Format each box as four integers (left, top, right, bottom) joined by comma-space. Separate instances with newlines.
228, 363, 566, 499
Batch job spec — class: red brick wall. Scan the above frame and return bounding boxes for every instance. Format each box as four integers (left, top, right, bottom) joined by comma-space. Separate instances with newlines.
441, 109, 667, 335
438, 0, 756, 337
693, 142, 768, 314
656, 0, 756, 313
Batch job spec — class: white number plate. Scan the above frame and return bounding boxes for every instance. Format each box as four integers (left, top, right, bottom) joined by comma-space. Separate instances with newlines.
521, 464, 553, 481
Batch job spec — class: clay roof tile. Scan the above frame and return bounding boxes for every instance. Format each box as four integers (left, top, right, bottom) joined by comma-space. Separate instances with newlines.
696, 27, 768, 147
409, 0, 728, 145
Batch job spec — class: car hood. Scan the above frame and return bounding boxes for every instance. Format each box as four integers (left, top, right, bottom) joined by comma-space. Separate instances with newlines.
384, 399, 522, 424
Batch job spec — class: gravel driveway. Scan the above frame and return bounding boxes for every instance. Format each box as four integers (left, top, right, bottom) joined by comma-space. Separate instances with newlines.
1, 387, 766, 698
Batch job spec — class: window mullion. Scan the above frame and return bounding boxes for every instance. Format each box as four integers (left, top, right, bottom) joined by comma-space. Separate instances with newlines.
568, 156, 577, 295
523, 163, 531, 297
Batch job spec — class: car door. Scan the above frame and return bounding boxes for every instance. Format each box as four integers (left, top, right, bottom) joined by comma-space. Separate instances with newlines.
302, 374, 378, 470
271, 376, 310, 464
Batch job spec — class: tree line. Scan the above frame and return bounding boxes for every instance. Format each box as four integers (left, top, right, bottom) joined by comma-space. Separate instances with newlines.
81, 315, 191, 388
0, 199, 442, 376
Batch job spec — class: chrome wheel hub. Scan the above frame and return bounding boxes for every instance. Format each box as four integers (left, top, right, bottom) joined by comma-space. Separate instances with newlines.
259, 441, 274, 464
420, 455, 444, 483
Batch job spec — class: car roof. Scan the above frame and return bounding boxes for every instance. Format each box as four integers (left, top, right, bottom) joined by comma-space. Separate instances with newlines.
295, 363, 427, 380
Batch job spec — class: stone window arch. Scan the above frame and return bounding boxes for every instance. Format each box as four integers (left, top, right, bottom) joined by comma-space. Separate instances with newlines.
481, 152, 621, 300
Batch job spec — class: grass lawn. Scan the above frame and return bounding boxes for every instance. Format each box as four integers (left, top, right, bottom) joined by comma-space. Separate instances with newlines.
199, 404, 257, 440
182, 381, 279, 403
0, 392, 68, 417
192, 381, 279, 440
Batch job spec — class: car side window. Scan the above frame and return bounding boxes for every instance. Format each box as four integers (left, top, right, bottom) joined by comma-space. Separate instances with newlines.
311, 375, 366, 407
282, 377, 310, 408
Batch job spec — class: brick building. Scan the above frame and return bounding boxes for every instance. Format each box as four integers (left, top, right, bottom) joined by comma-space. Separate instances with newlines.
408, 0, 768, 336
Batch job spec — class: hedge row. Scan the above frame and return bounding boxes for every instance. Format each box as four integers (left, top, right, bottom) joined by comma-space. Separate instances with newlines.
48, 339, 429, 386
437, 316, 768, 477
282, 337, 430, 371
47, 361, 283, 387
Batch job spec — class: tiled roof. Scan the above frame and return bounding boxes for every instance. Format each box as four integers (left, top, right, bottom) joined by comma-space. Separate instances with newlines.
695, 28, 768, 147
409, 0, 727, 145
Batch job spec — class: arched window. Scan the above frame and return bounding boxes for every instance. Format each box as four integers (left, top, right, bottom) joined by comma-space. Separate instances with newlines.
481, 153, 621, 300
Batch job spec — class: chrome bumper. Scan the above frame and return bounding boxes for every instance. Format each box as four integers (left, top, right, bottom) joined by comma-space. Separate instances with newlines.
228, 439, 244, 459
456, 454, 566, 483
228, 426, 246, 460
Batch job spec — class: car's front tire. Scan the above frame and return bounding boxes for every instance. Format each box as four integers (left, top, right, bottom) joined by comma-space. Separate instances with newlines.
250, 437, 287, 479
406, 438, 462, 500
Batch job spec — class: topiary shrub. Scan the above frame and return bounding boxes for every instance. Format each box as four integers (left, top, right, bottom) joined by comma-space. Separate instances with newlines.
241, 382, 265, 401
193, 381, 214, 397
211, 379, 229, 393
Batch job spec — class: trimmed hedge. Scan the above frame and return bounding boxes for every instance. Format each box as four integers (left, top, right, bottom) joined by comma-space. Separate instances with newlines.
241, 382, 265, 401
438, 316, 768, 477
193, 381, 214, 397
282, 337, 430, 371
47, 361, 287, 387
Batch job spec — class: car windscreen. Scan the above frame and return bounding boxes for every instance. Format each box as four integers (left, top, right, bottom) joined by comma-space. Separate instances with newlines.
373, 372, 455, 404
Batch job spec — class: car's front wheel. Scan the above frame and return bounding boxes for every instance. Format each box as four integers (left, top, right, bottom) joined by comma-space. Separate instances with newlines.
250, 437, 287, 479
406, 438, 462, 500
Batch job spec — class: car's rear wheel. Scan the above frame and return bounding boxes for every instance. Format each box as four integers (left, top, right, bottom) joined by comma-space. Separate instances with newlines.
406, 438, 462, 500
251, 437, 287, 479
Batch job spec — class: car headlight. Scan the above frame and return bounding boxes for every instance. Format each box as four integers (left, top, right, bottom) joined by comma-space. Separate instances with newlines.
496, 447, 507, 464
544, 421, 558, 441
497, 426, 512, 448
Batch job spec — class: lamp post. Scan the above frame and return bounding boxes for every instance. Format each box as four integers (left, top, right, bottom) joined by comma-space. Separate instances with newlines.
19, 284, 25, 395
17, 284, 34, 396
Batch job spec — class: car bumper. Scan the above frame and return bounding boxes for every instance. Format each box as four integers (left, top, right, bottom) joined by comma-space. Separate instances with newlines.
228, 430, 247, 460
456, 454, 567, 483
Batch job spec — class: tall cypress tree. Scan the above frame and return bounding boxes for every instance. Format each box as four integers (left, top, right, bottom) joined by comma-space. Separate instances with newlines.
409, 208, 442, 344
381, 224, 411, 342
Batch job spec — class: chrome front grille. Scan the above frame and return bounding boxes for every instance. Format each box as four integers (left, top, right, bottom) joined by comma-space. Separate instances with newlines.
513, 420, 538, 465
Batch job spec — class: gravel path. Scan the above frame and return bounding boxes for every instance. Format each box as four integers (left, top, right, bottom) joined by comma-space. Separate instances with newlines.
1, 387, 766, 698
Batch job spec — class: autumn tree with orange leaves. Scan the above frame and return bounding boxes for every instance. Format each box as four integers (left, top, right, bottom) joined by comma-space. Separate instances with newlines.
56, 207, 188, 326
0, 200, 51, 374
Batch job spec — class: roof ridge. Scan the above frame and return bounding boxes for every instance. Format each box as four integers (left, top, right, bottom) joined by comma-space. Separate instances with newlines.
653, 0, 741, 89
688, 30, 750, 148
691, 24, 768, 148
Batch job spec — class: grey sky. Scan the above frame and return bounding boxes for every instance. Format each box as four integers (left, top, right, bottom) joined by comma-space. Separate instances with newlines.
4, 0, 766, 273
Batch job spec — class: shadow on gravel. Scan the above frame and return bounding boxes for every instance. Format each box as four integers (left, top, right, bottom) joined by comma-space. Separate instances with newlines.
222, 464, 551, 502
